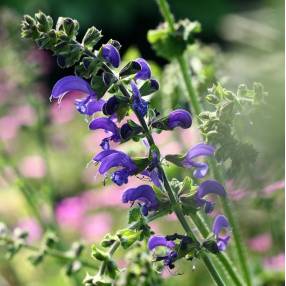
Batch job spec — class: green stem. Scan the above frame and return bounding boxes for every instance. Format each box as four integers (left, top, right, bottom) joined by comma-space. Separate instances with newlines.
190, 212, 245, 286
0, 236, 96, 270
155, 1, 252, 284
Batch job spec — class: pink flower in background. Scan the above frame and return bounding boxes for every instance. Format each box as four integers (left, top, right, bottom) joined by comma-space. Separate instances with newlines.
56, 196, 86, 229
19, 155, 46, 178
17, 218, 42, 243
0, 115, 20, 140
50, 93, 80, 124
263, 180, 285, 196
264, 253, 285, 271
81, 213, 112, 242
12, 105, 36, 126
225, 180, 247, 201
248, 233, 272, 253
27, 49, 53, 74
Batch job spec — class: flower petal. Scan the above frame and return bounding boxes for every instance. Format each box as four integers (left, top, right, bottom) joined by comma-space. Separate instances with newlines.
89, 117, 120, 140
212, 215, 230, 236
167, 109, 192, 130
131, 80, 148, 117
185, 143, 215, 161
122, 185, 158, 208
102, 44, 121, 68
51, 76, 95, 100
148, 235, 176, 251
134, 58, 151, 80
75, 97, 105, 116
98, 152, 137, 174
196, 180, 226, 199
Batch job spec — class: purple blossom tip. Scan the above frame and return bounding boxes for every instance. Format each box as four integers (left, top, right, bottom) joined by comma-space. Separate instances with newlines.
51, 76, 95, 101
212, 215, 231, 251
102, 44, 121, 68
75, 97, 105, 116
131, 80, 148, 117
134, 58, 151, 80
122, 185, 158, 215
89, 117, 120, 141
196, 180, 226, 198
182, 143, 215, 179
167, 109, 192, 130
148, 235, 176, 251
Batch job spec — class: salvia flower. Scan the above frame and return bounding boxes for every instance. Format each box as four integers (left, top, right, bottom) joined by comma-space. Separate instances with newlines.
89, 117, 121, 149
152, 109, 192, 130
212, 215, 231, 251
182, 143, 215, 178
122, 185, 158, 216
102, 44, 121, 68
148, 235, 177, 269
195, 180, 226, 213
131, 80, 148, 117
51, 75, 105, 116
93, 150, 138, 186
165, 143, 215, 179
134, 58, 151, 81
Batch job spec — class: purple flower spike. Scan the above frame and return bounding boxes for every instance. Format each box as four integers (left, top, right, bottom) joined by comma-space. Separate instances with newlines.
102, 44, 121, 68
51, 76, 95, 101
134, 58, 151, 80
148, 235, 176, 251
195, 180, 226, 214
212, 215, 231, 251
167, 109, 192, 130
89, 117, 120, 142
122, 185, 158, 216
182, 143, 215, 178
131, 80, 148, 117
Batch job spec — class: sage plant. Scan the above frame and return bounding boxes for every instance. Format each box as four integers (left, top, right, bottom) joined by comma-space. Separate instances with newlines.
4, 3, 263, 285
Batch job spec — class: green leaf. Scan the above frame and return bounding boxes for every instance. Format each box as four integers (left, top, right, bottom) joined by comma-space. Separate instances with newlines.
106, 260, 118, 279
119, 61, 141, 78
116, 229, 140, 249
128, 207, 142, 224
101, 234, 117, 248
82, 26, 102, 50
91, 245, 109, 261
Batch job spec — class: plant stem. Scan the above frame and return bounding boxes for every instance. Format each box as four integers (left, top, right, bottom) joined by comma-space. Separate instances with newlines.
0, 236, 96, 270
190, 212, 245, 286
155, 1, 252, 284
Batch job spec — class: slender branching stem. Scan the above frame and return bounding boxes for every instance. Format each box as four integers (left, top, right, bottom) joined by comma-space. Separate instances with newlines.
155, 1, 252, 285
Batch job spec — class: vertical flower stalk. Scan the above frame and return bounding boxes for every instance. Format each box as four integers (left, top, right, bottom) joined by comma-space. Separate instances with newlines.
154, 1, 252, 285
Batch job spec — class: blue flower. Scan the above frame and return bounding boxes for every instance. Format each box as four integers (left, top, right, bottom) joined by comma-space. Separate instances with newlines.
50, 75, 104, 116
134, 58, 151, 81
102, 44, 121, 68
122, 185, 158, 216
93, 150, 138, 186
152, 109, 192, 130
148, 235, 177, 269
182, 143, 215, 178
195, 180, 226, 213
167, 109, 192, 129
89, 117, 121, 148
102, 96, 120, 116
131, 80, 148, 117
212, 215, 231, 251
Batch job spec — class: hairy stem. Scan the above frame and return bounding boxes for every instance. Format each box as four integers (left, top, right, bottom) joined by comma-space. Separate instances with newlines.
155, 0, 252, 285
0, 236, 96, 270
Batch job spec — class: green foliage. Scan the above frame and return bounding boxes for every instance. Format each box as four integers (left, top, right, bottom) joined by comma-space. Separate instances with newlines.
148, 19, 201, 60
199, 82, 267, 178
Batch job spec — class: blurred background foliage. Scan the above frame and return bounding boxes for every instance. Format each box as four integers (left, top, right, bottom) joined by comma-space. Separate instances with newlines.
0, 0, 284, 285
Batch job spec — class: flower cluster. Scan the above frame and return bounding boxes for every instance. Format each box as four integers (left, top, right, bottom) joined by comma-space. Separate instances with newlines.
21, 11, 232, 282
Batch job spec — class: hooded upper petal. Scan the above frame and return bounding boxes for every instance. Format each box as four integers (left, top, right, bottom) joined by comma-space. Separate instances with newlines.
131, 80, 148, 117
196, 180, 226, 198
212, 215, 231, 251
148, 235, 176, 251
51, 76, 95, 100
102, 44, 121, 68
89, 117, 120, 140
134, 58, 151, 80
167, 109, 192, 130
98, 151, 137, 174
122, 185, 158, 209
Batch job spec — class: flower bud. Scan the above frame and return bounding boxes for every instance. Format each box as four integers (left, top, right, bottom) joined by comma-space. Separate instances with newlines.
82, 26, 102, 50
